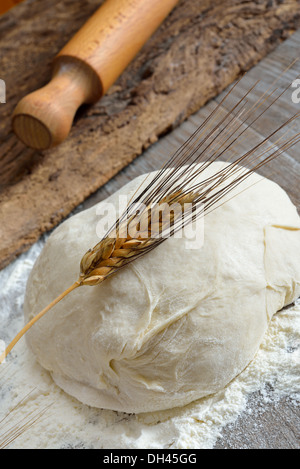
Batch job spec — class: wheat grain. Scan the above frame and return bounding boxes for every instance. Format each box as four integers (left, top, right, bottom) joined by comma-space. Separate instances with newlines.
79, 190, 198, 286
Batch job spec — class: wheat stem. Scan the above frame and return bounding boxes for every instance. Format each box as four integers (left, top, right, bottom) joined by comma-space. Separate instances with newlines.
0, 281, 81, 365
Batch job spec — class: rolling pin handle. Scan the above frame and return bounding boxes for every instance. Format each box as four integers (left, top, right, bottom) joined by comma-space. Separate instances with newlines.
12, 58, 102, 150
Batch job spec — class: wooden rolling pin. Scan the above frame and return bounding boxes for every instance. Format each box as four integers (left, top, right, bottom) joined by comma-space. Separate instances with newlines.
12, 0, 179, 150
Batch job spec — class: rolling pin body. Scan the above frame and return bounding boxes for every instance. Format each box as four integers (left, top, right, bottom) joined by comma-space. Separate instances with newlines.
13, 0, 179, 150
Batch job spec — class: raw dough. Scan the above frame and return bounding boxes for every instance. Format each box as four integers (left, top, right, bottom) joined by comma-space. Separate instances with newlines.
24, 162, 300, 413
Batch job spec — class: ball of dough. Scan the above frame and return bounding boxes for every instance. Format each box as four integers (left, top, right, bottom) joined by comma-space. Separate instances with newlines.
24, 163, 300, 413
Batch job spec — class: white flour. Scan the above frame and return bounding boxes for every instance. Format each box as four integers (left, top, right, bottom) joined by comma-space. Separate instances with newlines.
0, 240, 299, 449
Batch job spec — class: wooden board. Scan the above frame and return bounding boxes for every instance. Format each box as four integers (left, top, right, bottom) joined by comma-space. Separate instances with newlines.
1, 0, 300, 270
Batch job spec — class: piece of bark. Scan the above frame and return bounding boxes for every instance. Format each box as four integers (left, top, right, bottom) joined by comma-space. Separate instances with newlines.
0, 0, 300, 270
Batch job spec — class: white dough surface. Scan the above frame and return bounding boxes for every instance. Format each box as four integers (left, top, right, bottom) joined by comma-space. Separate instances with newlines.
24, 162, 300, 413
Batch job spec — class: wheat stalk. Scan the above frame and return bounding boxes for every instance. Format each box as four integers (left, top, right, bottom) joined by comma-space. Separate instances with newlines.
0, 70, 299, 365
0, 394, 52, 449
0, 373, 53, 449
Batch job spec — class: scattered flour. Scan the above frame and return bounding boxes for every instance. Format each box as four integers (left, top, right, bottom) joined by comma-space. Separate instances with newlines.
0, 239, 299, 449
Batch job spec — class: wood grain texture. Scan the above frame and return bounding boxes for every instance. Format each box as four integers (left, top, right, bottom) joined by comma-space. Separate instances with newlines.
1, 0, 300, 270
